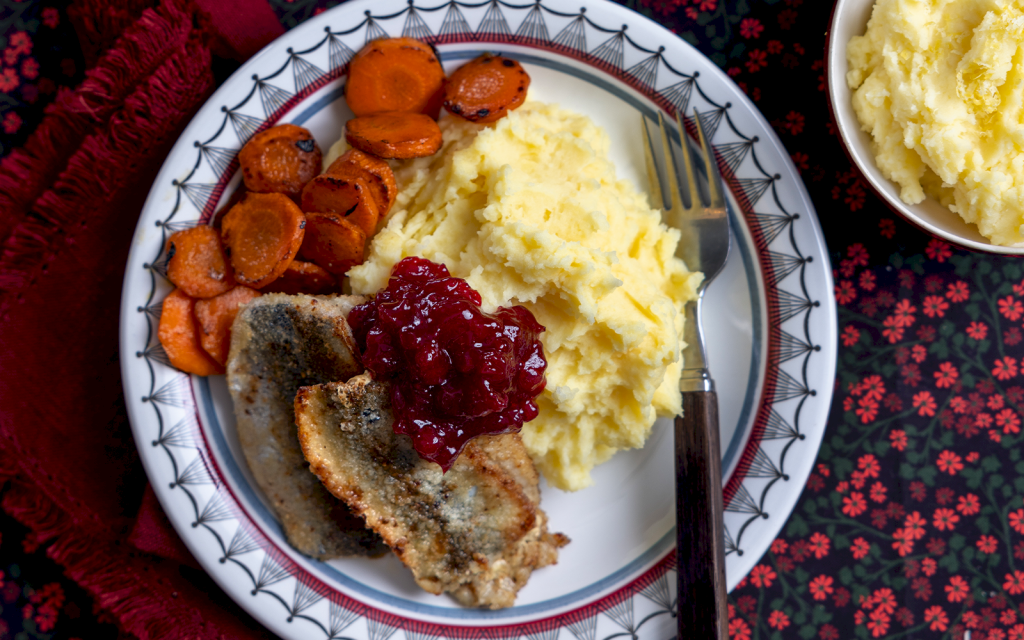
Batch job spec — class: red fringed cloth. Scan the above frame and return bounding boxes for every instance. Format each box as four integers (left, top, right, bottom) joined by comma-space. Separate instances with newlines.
0, 0, 285, 637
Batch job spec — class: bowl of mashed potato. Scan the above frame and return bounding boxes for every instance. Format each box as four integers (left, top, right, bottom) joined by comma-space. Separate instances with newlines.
828, 0, 1024, 253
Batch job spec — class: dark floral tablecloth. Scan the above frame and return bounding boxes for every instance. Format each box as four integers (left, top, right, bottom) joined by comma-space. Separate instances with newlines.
2, 0, 1022, 638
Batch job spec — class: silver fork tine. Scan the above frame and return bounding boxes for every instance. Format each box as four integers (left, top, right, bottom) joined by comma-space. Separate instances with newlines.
694, 110, 725, 211
657, 112, 684, 213
676, 110, 700, 213
642, 116, 665, 212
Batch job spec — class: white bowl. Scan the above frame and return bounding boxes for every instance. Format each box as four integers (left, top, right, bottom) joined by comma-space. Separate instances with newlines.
826, 0, 1024, 255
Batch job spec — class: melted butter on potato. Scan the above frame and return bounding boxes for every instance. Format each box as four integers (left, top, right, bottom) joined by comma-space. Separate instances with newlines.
338, 102, 702, 491
847, 0, 1024, 245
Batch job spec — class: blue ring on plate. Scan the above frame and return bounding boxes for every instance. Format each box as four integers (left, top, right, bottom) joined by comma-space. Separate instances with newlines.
198, 52, 764, 619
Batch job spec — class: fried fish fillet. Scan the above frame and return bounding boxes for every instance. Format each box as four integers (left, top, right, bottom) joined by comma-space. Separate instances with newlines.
295, 373, 568, 609
227, 294, 387, 559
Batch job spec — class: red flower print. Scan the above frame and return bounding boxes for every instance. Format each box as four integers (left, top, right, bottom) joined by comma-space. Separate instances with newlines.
946, 575, 970, 602
988, 394, 1005, 410
933, 362, 958, 388
967, 321, 988, 340
911, 576, 931, 600
882, 315, 904, 343
921, 294, 948, 318
1000, 296, 1024, 321
892, 528, 914, 556
937, 450, 964, 475
770, 538, 788, 555
997, 408, 1021, 434
911, 344, 927, 362
936, 487, 954, 505
858, 271, 876, 292
903, 363, 921, 385
834, 587, 850, 606
1005, 610, 1019, 625
21, 57, 38, 80
2, 111, 22, 135
749, 564, 776, 587
867, 608, 890, 637
3, 47, 17, 66
840, 324, 860, 346
879, 218, 896, 238
851, 537, 870, 559
925, 238, 953, 261
1006, 571, 1024, 595
835, 280, 856, 305
869, 481, 887, 503
932, 507, 959, 531
809, 574, 834, 600
746, 49, 767, 72
903, 511, 926, 540
947, 280, 970, 302
42, 7, 59, 28
778, 7, 797, 28
697, 0, 716, 9
808, 532, 830, 558
966, 451, 979, 462
913, 390, 937, 416
993, 356, 1019, 380
0, 69, 19, 93
924, 605, 949, 631
740, 18, 764, 38
952, 493, 977, 515
858, 454, 880, 478
1011, 624, 1024, 640
898, 269, 915, 289
784, 110, 805, 135
861, 375, 885, 400
650, 0, 687, 16
836, 480, 849, 494
847, 243, 868, 266
977, 413, 994, 429
1010, 509, 1024, 534
766, 39, 783, 54
728, 617, 750, 640
889, 429, 907, 451
767, 610, 789, 629
892, 299, 917, 326
790, 151, 809, 171
855, 396, 878, 423
978, 535, 998, 554
9, 32, 31, 56
921, 557, 937, 576
990, 429, 1003, 442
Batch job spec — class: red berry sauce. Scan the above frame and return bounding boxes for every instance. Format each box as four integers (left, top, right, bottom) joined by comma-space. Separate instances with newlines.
348, 257, 547, 471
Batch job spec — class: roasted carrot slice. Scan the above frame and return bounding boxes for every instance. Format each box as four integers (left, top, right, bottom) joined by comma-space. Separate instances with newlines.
164, 226, 235, 299
444, 55, 530, 123
297, 212, 366, 274
326, 148, 397, 216
238, 124, 322, 201
220, 192, 306, 289
194, 286, 262, 366
301, 172, 380, 239
345, 112, 443, 159
345, 37, 445, 118
261, 260, 338, 295
158, 288, 225, 376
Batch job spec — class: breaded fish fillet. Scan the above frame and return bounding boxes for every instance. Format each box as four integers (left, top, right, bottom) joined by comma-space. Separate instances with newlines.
295, 373, 568, 609
227, 294, 387, 559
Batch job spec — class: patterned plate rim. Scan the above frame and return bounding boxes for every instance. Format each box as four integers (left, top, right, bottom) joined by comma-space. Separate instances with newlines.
119, 0, 837, 637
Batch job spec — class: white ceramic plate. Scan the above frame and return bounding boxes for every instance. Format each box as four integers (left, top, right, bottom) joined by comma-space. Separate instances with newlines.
119, 1, 837, 638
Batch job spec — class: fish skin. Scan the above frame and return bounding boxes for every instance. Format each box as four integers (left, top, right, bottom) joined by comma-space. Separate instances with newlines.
295, 373, 569, 609
227, 293, 387, 559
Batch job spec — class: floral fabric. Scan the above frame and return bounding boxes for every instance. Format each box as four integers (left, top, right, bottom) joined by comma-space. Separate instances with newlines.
1, 0, 1019, 638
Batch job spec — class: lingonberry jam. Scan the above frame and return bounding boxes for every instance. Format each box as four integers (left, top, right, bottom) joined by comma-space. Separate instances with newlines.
348, 257, 546, 471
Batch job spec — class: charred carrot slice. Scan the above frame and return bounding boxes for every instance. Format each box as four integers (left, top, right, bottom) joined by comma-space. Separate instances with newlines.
301, 172, 380, 239
193, 286, 262, 366
238, 124, 322, 201
158, 288, 225, 376
297, 212, 366, 274
444, 55, 530, 123
164, 226, 235, 299
346, 37, 446, 119
345, 112, 443, 159
326, 148, 397, 216
220, 192, 306, 289
261, 260, 337, 295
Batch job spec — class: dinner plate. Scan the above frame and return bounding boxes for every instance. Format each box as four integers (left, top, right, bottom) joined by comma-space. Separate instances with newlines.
119, 0, 837, 637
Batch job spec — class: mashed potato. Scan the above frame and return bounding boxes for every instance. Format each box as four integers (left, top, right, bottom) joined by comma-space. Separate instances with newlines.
338, 103, 701, 491
847, 0, 1024, 245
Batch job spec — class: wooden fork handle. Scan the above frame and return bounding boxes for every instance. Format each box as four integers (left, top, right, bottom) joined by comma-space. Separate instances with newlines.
676, 389, 728, 639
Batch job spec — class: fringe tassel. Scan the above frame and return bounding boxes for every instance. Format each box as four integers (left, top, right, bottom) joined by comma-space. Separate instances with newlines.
0, 0, 194, 246
0, 25, 213, 305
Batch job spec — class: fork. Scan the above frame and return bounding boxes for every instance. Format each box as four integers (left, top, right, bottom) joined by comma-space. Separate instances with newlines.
643, 110, 730, 639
